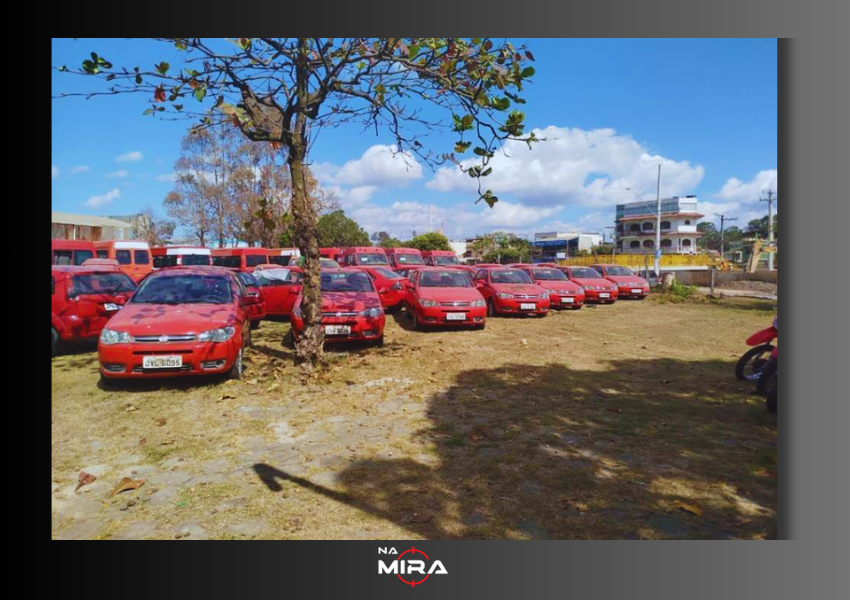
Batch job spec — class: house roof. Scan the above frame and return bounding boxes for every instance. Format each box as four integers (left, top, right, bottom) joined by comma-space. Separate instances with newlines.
51, 212, 133, 228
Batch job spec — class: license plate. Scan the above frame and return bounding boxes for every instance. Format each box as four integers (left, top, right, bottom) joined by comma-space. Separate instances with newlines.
520, 303, 536, 310
599, 293, 610, 298
561, 297, 574, 303
632, 289, 643, 294
104, 303, 120, 311
325, 325, 351, 335
446, 313, 466, 321
142, 355, 182, 369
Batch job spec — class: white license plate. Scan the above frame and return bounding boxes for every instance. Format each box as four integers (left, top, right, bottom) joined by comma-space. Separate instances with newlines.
632, 289, 643, 294
520, 303, 536, 310
446, 313, 466, 321
599, 293, 610, 298
561, 297, 574, 303
325, 325, 351, 335
142, 355, 182, 369
104, 303, 120, 311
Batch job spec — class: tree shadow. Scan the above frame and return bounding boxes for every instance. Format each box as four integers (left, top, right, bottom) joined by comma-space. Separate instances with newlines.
255, 358, 778, 539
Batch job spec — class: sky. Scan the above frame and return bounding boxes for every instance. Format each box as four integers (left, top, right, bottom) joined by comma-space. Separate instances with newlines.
51, 38, 778, 241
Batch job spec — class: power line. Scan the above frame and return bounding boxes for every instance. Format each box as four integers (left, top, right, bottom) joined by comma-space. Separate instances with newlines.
717, 214, 738, 257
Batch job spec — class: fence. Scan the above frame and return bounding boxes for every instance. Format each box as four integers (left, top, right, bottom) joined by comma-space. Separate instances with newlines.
558, 254, 715, 268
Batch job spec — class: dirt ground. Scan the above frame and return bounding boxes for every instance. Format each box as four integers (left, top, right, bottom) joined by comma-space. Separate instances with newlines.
51, 295, 778, 540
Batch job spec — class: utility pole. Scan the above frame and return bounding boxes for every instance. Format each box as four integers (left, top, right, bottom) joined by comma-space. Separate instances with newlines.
655, 164, 661, 276
718, 214, 738, 258
760, 189, 777, 271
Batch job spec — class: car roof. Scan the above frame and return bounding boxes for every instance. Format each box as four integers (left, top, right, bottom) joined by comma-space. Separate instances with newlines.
52, 265, 125, 275
147, 266, 238, 277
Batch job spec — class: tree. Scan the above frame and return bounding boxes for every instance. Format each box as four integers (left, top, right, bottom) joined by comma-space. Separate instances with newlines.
697, 222, 720, 250
371, 231, 391, 244
317, 210, 371, 247
472, 232, 531, 262
137, 207, 175, 246
747, 215, 777, 238
408, 232, 453, 252
57, 38, 538, 366
380, 237, 404, 249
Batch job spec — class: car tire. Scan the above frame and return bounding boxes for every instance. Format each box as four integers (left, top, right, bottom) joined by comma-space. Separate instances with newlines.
374, 334, 385, 348
250, 320, 261, 330
52, 327, 61, 358
735, 344, 774, 381
412, 310, 421, 331
287, 330, 296, 350
405, 303, 414, 319
487, 299, 497, 317
227, 348, 243, 380
476, 322, 486, 330
99, 371, 118, 389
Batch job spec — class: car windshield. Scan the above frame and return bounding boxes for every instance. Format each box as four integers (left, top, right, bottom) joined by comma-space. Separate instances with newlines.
491, 270, 533, 284
373, 268, 403, 280
531, 269, 567, 281
236, 272, 260, 287
355, 253, 388, 265
396, 254, 424, 264
132, 275, 233, 304
320, 272, 374, 292
605, 266, 635, 276
570, 268, 602, 279
433, 255, 461, 265
72, 273, 136, 295
419, 270, 472, 288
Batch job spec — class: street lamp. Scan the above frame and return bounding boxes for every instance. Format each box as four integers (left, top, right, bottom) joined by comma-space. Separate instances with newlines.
625, 165, 662, 276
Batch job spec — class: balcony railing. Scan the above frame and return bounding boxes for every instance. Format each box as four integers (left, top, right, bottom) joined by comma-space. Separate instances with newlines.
618, 228, 700, 237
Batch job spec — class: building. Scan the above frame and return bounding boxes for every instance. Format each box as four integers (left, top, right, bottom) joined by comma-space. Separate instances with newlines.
106, 213, 153, 241
51, 212, 135, 241
615, 196, 703, 254
448, 241, 467, 260
531, 231, 602, 261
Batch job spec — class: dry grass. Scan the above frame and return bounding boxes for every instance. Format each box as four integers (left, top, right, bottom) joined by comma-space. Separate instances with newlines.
52, 296, 777, 539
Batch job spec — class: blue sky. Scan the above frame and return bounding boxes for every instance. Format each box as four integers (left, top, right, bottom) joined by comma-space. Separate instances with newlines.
52, 38, 777, 241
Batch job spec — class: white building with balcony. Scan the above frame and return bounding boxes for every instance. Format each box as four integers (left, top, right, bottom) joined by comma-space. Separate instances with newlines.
615, 196, 703, 254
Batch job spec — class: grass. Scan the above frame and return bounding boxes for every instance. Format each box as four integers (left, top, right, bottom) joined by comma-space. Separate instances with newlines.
52, 296, 777, 540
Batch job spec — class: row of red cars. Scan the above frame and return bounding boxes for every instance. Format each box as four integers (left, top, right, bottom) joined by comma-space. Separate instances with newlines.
52, 240, 651, 384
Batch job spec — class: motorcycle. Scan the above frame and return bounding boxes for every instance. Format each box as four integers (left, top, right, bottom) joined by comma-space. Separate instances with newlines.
759, 347, 777, 413
735, 314, 777, 382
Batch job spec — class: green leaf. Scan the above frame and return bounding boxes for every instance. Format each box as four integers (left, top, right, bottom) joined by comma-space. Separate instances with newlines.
135, 73, 143, 84
81, 60, 99, 74
454, 141, 472, 153
193, 86, 207, 102
481, 167, 493, 177
408, 44, 419, 59
174, 39, 188, 51
156, 62, 170, 75
521, 66, 536, 78
173, 104, 184, 111
143, 108, 154, 115
461, 114, 474, 129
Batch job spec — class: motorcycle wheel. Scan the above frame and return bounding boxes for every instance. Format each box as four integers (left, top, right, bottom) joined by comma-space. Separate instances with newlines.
735, 344, 775, 381
764, 372, 777, 413
757, 356, 777, 394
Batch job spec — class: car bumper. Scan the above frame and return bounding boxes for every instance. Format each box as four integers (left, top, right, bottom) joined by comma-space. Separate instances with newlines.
493, 298, 550, 314
292, 316, 386, 343
548, 293, 585, 308
98, 340, 240, 379
617, 287, 649, 298
415, 305, 486, 326
582, 289, 619, 302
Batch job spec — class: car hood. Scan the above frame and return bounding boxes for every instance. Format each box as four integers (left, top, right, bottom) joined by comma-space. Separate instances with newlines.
108, 303, 236, 335
492, 283, 544, 295
321, 291, 382, 312
571, 278, 616, 289
534, 280, 583, 293
607, 276, 648, 285
418, 287, 484, 303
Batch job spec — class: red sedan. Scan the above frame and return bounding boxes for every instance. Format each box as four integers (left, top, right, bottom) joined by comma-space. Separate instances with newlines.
559, 266, 619, 304
517, 266, 585, 309
591, 264, 651, 299
234, 270, 267, 327
290, 269, 385, 346
97, 267, 252, 383
472, 267, 550, 317
349, 265, 407, 311
253, 266, 303, 317
404, 267, 487, 329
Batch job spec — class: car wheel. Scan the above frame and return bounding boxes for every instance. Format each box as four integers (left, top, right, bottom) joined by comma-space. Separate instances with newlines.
374, 334, 385, 348
757, 356, 777, 394
406, 303, 414, 319
476, 322, 486, 330
287, 329, 296, 350
250, 320, 261, 330
99, 371, 118, 389
412, 310, 421, 330
735, 344, 774, 381
487, 299, 496, 317
52, 327, 61, 357
227, 348, 243, 380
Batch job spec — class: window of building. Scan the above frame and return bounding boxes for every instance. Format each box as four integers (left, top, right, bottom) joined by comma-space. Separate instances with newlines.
682, 239, 692, 247
643, 239, 654, 248
661, 239, 673, 247
661, 221, 671, 230
630, 240, 640, 248
642, 222, 653, 231
684, 219, 691, 225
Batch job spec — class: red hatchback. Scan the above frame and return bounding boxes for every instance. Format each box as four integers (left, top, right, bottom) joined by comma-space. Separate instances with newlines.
518, 266, 585, 310
559, 266, 619, 304
253, 266, 303, 317
233, 270, 268, 327
97, 267, 252, 383
472, 267, 550, 317
290, 269, 385, 346
404, 267, 487, 329
52, 265, 137, 356
591, 264, 650, 299
350, 266, 407, 311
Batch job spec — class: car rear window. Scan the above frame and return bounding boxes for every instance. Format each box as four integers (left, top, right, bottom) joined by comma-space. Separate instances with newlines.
268, 256, 292, 266
154, 255, 177, 268
320, 272, 374, 292
134, 250, 150, 265
71, 273, 136, 295
212, 255, 241, 268
491, 270, 533, 284
246, 254, 268, 267
183, 254, 211, 266
419, 270, 472, 288
531, 269, 567, 281
132, 275, 233, 305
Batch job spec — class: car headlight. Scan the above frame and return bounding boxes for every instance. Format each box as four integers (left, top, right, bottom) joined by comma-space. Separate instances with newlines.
198, 326, 235, 343
419, 299, 438, 307
540, 291, 549, 299
546, 288, 559, 294
360, 307, 383, 318
472, 299, 486, 307
498, 292, 514, 299
100, 328, 133, 345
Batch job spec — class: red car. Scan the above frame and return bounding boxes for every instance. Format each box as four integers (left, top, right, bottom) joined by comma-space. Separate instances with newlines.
472, 267, 550, 317
253, 266, 303, 317
558, 266, 619, 304
351, 266, 407, 311
97, 267, 253, 383
404, 267, 487, 329
233, 270, 268, 327
421, 250, 477, 274
290, 269, 385, 346
52, 265, 137, 356
517, 266, 585, 309
591, 264, 650, 299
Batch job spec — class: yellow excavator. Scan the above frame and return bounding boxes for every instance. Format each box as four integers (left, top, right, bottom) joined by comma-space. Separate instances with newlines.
700, 249, 739, 271
746, 239, 778, 273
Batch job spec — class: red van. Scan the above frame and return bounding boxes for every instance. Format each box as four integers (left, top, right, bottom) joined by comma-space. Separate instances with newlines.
211, 247, 269, 272
340, 246, 389, 267
267, 248, 301, 266
320, 247, 344, 263
422, 250, 477, 274
152, 246, 212, 269
52, 265, 137, 356
384, 247, 425, 269
94, 240, 152, 282
52, 239, 96, 266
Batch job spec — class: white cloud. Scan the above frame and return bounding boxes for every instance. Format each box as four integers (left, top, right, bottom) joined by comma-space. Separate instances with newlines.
52, 165, 59, 179
106, 170, 129, 179
427, 126, 704, 208
313, 144, 423, 188
71, 165, 90, 174
698, 169, 778, 225
115, 151, 143, 163
85, 188, 120, 208
155, 173, 177, 183
715, 169, 778, 203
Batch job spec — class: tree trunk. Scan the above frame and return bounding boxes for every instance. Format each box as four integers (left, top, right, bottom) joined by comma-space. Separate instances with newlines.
288, 143, 324, 366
